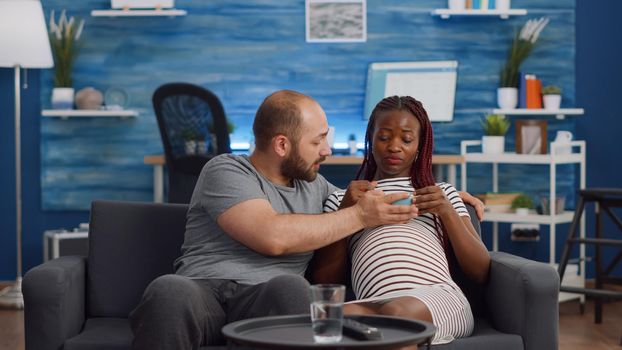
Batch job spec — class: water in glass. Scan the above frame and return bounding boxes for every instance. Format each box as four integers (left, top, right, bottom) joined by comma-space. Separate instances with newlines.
311, 301, 343, 343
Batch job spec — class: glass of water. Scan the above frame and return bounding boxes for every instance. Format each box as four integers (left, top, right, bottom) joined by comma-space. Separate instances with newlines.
310, 284, 345, 343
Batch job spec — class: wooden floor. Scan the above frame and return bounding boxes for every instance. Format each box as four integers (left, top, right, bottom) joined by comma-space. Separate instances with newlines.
1, 282, 620, 350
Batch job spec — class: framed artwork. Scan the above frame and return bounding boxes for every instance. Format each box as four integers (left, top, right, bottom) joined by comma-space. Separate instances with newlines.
515, 119, 548, 154
305, 0, 367, 43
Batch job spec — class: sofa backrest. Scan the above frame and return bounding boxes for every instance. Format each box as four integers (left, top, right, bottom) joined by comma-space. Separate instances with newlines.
85, 200, 486, 318
87, 200, 188, 317
450, 204, 487, 318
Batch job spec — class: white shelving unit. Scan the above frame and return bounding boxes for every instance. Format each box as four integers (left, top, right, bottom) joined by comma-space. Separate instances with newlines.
42, 109, 139, 119
91, 9, 187, 17
492, 108, 584, 120
461, 139, 586, 303
431, 8, 527, 19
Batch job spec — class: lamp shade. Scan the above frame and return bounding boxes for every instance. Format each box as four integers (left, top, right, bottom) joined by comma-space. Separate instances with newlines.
0, 0, 53, 68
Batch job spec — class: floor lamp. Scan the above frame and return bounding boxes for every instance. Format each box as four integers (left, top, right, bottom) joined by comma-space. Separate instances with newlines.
0, 0, 53, 309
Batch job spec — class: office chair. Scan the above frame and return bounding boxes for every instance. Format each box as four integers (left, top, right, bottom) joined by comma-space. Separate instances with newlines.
153, 83, 231, 203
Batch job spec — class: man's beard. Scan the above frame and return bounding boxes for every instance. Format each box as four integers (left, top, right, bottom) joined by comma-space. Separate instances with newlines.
281, 143, 326, 182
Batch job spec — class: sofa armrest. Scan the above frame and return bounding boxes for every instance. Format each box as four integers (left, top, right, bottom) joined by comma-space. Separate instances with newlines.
486, 251, 559, 350
23, 256, 87, 350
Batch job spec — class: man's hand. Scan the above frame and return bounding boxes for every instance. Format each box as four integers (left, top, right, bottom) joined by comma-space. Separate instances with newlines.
340, 180, 377, 209
414, 185, 454, 217
458, 191, 485, 221
354, 191, 418, 228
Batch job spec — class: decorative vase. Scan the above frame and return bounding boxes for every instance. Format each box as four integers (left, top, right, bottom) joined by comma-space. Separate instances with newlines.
75, 87, 104, 110
448, 0, 466, 10
482, 135, 505, 154
497, 87, 518, 109
348, 140, 357, 155
495, 0, 511, 11
51, 87, 75, 110
543, 94, 561, 110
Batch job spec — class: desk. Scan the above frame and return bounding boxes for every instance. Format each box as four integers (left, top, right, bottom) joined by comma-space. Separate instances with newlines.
144, 154, 464, 203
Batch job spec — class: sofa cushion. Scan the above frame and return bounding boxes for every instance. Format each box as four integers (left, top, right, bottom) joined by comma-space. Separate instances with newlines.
63, 317, 520, 350
64, 318, 133, 350
432, 318, 523, 349
87, 201, 188, 317
62, 317, 255, 350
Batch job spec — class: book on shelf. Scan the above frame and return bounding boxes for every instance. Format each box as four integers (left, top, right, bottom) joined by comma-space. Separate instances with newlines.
518, 71, 527, 108
466, 0, 495, 10
518, 73, 543, 109
477, 192, 521, 213
526, 75, 542, 109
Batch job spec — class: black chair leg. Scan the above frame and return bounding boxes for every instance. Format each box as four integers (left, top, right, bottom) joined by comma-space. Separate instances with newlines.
558, 196, 586, 281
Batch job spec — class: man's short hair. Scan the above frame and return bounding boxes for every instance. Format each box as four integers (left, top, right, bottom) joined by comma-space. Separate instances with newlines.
253, 90, 310, 151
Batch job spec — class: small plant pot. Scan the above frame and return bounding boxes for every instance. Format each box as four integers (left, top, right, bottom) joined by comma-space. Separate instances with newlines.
482, 135, 505, 154
184, 140, 197, 155
515, 208, 530, 215
543, 94, 562, 110
196, 140, 207, 155
448, 0, 466, 10
497, 87, 518, 109
495, 0, 511, 11
51, 87, 75, 110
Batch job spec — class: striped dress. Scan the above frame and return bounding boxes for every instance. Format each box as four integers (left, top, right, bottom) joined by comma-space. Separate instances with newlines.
323, 177, 474, 344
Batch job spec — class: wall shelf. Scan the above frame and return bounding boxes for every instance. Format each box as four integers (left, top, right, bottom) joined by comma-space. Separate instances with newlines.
492, 108, 584, 120
91, 9, 187, 17
42, 109, 139, 119
431, 9, 527, 19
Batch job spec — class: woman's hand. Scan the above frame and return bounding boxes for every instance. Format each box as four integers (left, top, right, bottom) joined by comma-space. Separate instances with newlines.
339, 180, 377, 209
414, 185, 454, 218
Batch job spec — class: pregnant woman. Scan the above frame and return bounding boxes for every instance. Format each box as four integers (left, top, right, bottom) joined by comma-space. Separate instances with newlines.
313, 96, 490, 345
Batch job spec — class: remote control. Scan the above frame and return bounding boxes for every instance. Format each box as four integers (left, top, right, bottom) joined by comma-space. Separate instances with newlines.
342, 318, 383, 341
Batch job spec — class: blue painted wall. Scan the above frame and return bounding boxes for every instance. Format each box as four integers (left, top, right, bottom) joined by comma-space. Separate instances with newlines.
575, 0, 622, 277
5, 0, 619, 280
39, 0, 577, 210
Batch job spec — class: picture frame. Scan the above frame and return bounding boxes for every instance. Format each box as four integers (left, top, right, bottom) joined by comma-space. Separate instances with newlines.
515, 119, 548, 154
305, 0, 367, 43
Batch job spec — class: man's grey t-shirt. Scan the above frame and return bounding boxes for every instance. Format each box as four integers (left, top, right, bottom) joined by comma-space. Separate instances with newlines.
174, 154, 339, 285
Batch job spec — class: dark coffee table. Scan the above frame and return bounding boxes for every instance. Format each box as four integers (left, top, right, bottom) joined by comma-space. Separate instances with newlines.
222, 314, 436, 350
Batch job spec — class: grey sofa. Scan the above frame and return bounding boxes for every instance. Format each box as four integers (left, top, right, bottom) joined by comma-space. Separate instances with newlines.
24, 200, 559, 350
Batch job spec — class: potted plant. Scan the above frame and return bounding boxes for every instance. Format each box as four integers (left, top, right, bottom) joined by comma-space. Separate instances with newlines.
48, 10, 85, 110
498, 17, 549, 109
206, 121, 235, 153
481, 114, 510, 154
542, 85, 562, 110
181, 128, 204, 155
511, 194, 534, 215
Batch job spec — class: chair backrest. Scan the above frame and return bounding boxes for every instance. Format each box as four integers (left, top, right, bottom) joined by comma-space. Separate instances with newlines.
87, 200, 188, 318
152, 83, 231, 203
153, 82, 231, 160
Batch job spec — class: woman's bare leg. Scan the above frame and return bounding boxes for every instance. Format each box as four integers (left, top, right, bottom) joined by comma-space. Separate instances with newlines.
343, 302, 381, 315
344, 297, 433, 350
378, 296, 433, 323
